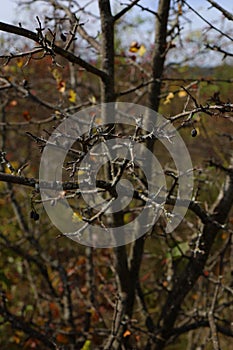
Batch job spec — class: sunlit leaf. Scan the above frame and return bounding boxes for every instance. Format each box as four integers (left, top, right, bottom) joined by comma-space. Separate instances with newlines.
58, 80, 66, 93
123, 330, 131, 337
129, 41, 140, 53
89, 95, 96, 104
178, 90, 187, 98
164, 92, 174, 105
68, 89, 76, 103
138, 44, 146, 56
81, 340, 92, 350
72, 211, 83, 222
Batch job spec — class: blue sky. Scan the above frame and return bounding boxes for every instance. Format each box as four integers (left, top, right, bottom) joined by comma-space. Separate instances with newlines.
1, 0, 232, 66
1, 0, 232, 25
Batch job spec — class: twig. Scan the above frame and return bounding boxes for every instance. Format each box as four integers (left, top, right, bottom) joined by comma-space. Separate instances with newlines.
207, 0, 233, 21
183, 0, 233, 42
0, 21, 108, 81
208, 280, 221, 350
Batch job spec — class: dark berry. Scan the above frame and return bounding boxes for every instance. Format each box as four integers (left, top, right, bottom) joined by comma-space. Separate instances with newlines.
191, 129, 197, 137
33, 212, 40, 221
30, 210, 40, 221
60, 33, 66, 42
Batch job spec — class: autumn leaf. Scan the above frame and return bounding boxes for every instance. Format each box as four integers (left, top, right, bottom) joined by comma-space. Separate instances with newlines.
178, 90, 187, 98
58, 80, 66, 93
56, 333, 69, 344
123, 212, 134, 224
164, 92, 174, 105
129, 41, 141, 53
17, 58, 24, 68
23, 110, 31, 121
89, 95, 96, 104
123, 330, 131, 337
72, 211, 83, 222
49, 302, 60, 318
68, 89, 76, 103
81, 340, 92, 350
138, 44, 146, 56
51, 68, 62, 83
178, 2, 182, 15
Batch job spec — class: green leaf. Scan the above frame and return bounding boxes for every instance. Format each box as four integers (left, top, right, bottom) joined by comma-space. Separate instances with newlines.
167, 242, 189, 259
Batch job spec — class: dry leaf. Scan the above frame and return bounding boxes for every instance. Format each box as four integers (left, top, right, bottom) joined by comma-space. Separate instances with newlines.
164, 92, 174, 104
138, 44, 146, 56
129, 41, 141, 53
68, 89, 76, 103
123, 330, 131, 337
178, 90, 187, 98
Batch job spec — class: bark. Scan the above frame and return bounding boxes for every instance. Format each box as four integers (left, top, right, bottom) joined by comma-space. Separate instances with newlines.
148, 0, 171, 112
98, 0, 115, 104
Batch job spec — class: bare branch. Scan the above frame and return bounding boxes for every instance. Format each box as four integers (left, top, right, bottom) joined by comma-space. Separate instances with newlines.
114, 0, 141, 22
207, 0, 233, 21
208, 280, 221, 350
183, 1, 233, 42
206, 43, 233, 58
0, 21, 107, 80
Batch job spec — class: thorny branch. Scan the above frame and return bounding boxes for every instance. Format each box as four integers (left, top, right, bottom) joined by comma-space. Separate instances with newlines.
0, 21, 108, 80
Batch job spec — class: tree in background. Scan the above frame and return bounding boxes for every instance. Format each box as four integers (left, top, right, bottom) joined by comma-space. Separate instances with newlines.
0, 1, 233, 349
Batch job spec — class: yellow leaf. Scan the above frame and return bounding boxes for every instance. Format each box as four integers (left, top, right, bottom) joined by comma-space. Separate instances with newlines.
78, 170, 86, 176
69, 89, 76, 103
17, 58, 24, 68
138, 44, 146, 56
51, 68, 62, 83
81, 340, 92, 350
129, 41, 140, 53
72, 211, 83, 222
89, 95, 96, 104
164, 92, 174, 105
178, 90, 187, 98
123, 212, 133, 224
